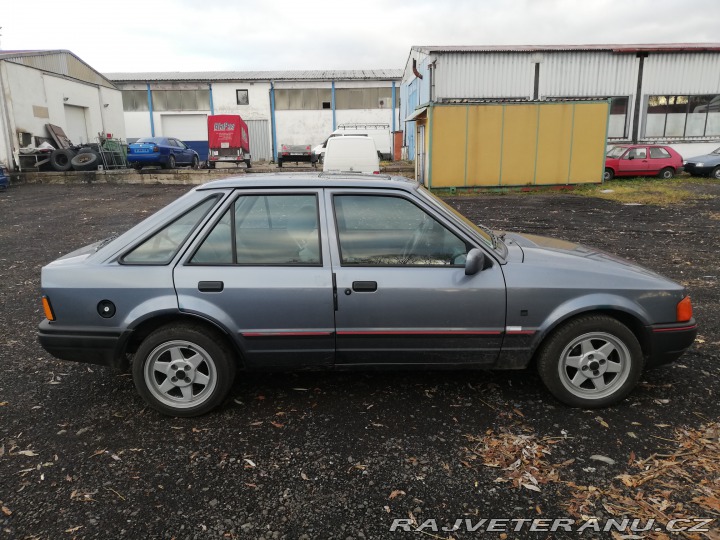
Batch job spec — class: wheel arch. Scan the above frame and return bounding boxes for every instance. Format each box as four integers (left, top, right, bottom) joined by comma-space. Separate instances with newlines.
529, 300, 652, 365
120, 312, 245, 368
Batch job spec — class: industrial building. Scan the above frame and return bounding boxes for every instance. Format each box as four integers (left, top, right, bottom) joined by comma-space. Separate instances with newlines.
0, 50, 125, 172
401, 43, 720, 185
105, 70, 402, 162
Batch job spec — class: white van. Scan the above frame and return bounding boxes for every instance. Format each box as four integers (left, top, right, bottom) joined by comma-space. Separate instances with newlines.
313, 124, 391, 162
322, 136, 380, 174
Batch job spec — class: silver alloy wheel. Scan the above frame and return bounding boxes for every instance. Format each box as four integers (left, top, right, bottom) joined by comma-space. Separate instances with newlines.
557, 332, 631, 400
143, 340, 217, 410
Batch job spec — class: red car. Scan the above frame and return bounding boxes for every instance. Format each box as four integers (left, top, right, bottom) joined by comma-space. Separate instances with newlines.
604, 145, 683, 180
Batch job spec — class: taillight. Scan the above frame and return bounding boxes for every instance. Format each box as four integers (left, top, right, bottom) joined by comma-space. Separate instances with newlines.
306, 146, 311, 150
153, 146, 159, 152
676, 296, 692, 322
372, 171, 380, 174
42, 296, 55, 321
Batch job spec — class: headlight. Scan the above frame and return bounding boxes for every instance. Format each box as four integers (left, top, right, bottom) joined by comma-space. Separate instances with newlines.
696, 162, 704, 167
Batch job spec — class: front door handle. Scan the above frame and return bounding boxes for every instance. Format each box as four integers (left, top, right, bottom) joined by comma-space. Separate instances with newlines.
352, 281, 377, 292
198, 281, 224, 292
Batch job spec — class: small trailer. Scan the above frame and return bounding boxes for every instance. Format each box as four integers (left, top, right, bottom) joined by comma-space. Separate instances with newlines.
207, 115, 251, 168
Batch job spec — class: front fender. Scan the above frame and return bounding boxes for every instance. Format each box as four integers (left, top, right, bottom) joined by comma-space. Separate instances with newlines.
530, 293, 652, 355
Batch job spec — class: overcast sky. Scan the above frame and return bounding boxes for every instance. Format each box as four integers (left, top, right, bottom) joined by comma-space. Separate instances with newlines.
2, 0, 719, 74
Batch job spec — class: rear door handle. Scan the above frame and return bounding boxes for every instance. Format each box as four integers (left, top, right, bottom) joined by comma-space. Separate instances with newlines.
198, 281, 224, 292
352, 281, 377, 292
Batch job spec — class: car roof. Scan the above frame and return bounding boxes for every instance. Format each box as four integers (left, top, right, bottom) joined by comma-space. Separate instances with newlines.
611, 144, 671, 148
197, 173, 419, 191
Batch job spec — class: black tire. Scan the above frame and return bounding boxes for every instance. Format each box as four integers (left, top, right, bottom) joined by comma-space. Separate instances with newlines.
132, 162, 143, 170
536, 315, 644, 408
603, 168, 614, 181
191, 155, 199, 169
49, 149, 76, 172
710, 166, 720, 180
658, 167, 675, 179
164, 154, 176, 170
277, 158, 283, 168
208, 161, 215, 169
132, 324, 237, 417
70, 151, 100, 171
245, 159, 252, 169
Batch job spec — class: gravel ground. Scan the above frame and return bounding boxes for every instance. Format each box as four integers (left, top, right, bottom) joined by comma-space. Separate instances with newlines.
0, 181, 718, 539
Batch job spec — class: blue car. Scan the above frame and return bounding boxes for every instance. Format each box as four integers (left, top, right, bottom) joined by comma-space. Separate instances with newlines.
127, 137, 200, 170
683, 146, 720, 179
0, 164, 9, 191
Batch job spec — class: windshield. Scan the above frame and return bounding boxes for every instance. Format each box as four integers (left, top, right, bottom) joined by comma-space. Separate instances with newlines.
416, 186, 496, 249
712, 147, 720, 155
606, 146, 627, 158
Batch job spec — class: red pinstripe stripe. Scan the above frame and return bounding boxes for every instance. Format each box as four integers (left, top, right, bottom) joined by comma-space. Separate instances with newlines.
243, 332, 333, 337
651, 325, 697, 333
336, 330, 503, 336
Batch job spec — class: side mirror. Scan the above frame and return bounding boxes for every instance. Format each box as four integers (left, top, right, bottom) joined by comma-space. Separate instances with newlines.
465, 248, 486, 275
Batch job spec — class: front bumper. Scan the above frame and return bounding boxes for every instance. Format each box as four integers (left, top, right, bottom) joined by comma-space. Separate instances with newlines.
646, 320, 698, 368
684, 164, 713, 176
38, 320, 130, 369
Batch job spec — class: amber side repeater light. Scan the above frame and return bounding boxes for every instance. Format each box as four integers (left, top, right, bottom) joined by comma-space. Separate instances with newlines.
676, 296, 693, 323
42, 296, 55, 321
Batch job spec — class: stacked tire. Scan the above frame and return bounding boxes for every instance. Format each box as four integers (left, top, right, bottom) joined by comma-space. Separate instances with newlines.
49, 149, 76, 172
71, 147, 101, 171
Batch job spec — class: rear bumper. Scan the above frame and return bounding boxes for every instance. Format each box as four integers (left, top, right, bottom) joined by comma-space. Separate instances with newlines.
38, 320, 130, 369
646, 320, 697, 368
127, 153, 165, 165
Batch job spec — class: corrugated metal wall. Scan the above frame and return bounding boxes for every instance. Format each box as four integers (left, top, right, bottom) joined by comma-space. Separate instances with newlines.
4, 52, 115, 88
642, 53, 720, 94
540, 52, 638, 97
435, 53, 535, 99
247, 120, 272, 161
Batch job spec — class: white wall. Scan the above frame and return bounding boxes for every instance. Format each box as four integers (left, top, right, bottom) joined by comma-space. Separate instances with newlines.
211, 81, 271, 120
276, 110, 333, 146
0, 60, 124, 167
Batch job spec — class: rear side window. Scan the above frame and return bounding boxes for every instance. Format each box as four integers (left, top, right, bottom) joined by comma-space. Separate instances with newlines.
122, 197, 219, 264
190, 194, 321, 266
649, 147, 671, 159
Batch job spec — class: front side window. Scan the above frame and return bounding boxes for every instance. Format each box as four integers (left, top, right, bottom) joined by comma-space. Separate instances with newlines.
624, 148, 646, 160
191, 194, 321, 265
333, 195, 467, 266
123, 197, 219, 264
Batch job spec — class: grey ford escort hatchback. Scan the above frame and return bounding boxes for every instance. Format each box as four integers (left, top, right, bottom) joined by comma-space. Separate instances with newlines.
38, 175, 697, 416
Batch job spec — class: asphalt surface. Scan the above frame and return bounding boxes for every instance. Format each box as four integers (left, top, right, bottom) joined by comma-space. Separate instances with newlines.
0, 181, 718, 539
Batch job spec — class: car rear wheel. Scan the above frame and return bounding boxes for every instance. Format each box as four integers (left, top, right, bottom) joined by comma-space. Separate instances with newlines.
711, 166, 720, 179
537, 315, 643, 408
603, 168, 614, 181
191, 155, 199, 169
658, 167, 675, 179
132, 324, 236, 417
165, 155, 176, 170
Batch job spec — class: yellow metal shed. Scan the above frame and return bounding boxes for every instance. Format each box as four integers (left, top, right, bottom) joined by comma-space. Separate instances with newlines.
412, 101, 610, 188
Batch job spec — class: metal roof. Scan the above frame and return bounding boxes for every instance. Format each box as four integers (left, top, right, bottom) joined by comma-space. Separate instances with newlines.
105, 69, 403, 82
197, 173, 416, 191
0, 49, 117, 88
412, 43, 720, 54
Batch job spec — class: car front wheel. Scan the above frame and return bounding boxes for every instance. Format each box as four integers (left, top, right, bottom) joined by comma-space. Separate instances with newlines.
132, 324, 236, 417
537, 315, 643, 408
711, 166, 720, 179
603, 168, 614, 181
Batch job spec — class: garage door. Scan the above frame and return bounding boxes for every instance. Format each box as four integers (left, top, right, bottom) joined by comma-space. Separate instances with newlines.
64, 105, 89, 145
161, 114, 209, 160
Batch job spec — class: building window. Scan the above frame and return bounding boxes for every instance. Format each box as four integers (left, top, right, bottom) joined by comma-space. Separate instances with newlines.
551, 96, 628, 138
646, 95, 720, 138
122, 90, 149, 112
275, 89, 332, 110
335, 87, 398, 110
151, 90, 211, 111
236, 90, 249, 105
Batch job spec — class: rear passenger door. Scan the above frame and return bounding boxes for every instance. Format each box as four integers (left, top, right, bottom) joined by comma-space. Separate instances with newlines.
173, 190, 335, 368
